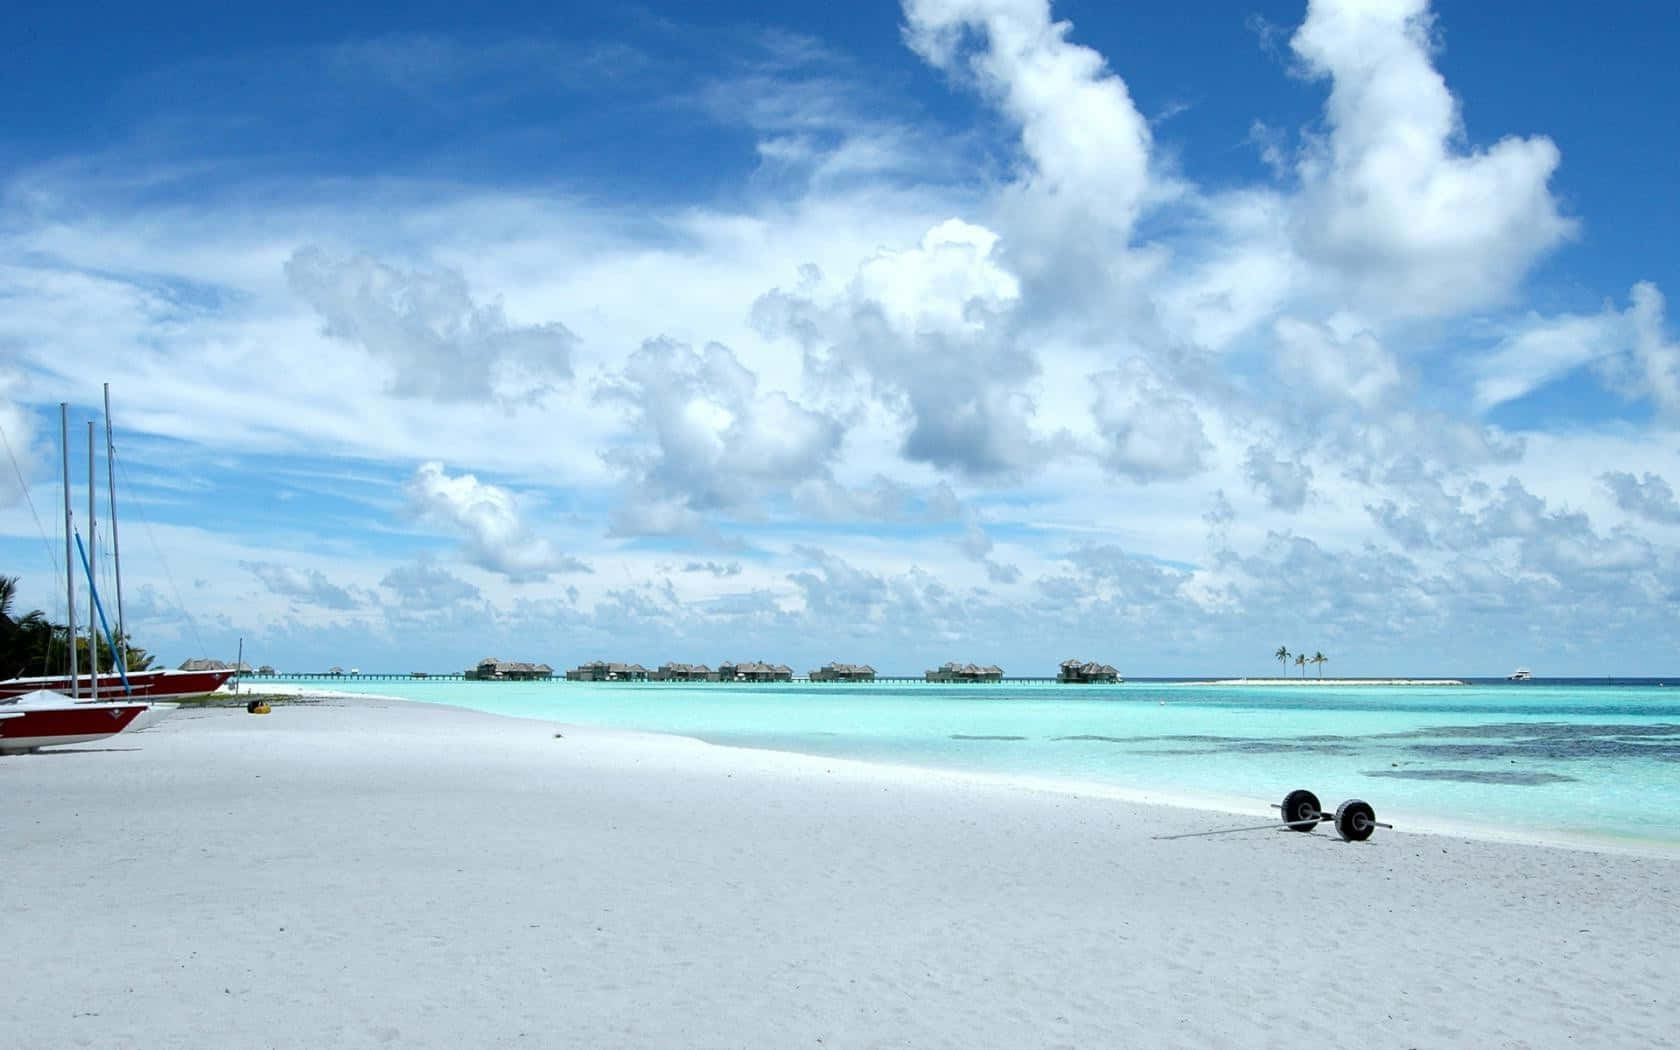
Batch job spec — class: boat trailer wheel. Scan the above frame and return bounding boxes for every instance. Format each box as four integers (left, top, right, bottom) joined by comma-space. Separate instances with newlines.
1152, 788, 1394, 842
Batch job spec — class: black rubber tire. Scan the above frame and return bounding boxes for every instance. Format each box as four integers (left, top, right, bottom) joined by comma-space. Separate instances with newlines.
1335, 799, 1377, 842
1280, 789, 1322, 831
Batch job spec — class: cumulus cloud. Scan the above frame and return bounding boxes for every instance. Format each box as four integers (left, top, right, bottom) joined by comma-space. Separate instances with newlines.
598, 338, 843, 530
286, 246, 576, 403
1288, 0, 1574, 315
848, 220, 1022, 342
1601, 472, 1680, 525
1089, 358, 1211, 482
785, 545, 887, 626
757, 219, 1040, 478
1244, 445, 1313, 512
1273, 316, 1403, 410
1597, 282, 1680, 421
955, 522, 1021, 584
903, 0, 1157, 236
380, 562, 483, 609
681, 561, 743, 577
1366, 499, 1436, 550
242, 562, 364, 610
1061, 544, 1194, 604
406, 461, 589, 581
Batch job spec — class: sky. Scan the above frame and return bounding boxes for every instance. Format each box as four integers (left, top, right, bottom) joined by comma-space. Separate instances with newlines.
2, 0, 1678, 677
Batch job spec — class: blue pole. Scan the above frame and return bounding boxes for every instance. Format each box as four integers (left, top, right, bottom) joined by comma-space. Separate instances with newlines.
75, 530, 133, 695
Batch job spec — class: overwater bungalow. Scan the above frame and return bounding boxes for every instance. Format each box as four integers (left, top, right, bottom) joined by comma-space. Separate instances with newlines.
926, 661, 1003, 683
472, 658, 556, 681
1057, 659, 1122, 684
809, 662, 876, 682
712, 661, 794, 682
563, 660, 646, 682
649, 662, 712, 682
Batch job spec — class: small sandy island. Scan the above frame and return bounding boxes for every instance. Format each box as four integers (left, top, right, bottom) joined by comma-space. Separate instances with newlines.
1194, 677, 1470, 686
7, 693, 1673, 1048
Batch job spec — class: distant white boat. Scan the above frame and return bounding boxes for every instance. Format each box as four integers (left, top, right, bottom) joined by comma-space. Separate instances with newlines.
1508, 668, 1532, 681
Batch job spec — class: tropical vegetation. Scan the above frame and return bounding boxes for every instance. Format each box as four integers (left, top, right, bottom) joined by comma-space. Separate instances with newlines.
1274, 644, 1330, 678
1, 574, 157, 680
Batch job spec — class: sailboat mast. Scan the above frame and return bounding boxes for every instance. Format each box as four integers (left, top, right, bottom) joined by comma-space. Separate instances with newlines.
104, 383, 126, 674
88, 421, 99, 701
61, 404, 79, 699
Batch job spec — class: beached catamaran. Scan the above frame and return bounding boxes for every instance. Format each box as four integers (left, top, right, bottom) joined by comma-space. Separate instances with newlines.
0, 392, 232, 752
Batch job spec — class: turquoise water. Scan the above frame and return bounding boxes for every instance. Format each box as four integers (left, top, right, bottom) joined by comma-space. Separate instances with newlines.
310, 679, 1680, 850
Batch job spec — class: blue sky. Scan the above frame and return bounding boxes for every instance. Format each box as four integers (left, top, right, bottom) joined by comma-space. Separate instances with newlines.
2, 0, 1678, 676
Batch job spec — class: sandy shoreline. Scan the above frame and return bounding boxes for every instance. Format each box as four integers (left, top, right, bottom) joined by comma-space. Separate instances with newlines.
8, 696, 1676, 1048
1189, 677, 1470, 686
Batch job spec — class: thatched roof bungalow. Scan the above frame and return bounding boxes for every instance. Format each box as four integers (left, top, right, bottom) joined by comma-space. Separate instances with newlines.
472, 658, 555, 681
711, 661, 794, 682
650, 662, 712, 682
809, 662, 876, 682
1057, 659, 1122, 684
925, 661, 1003, 683
564, 660, 648, 682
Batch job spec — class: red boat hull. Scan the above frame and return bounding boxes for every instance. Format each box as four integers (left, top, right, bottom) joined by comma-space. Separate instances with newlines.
0, 701, 147, 754
0, 668, 235, 702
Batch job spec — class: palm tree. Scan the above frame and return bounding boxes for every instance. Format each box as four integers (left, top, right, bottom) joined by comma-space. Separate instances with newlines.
1275, 645, 1290, 677
1312, 652, 1327, 678
1, 574, 53, 679
1295, 653, 1307, 677
1, 574, 156, 677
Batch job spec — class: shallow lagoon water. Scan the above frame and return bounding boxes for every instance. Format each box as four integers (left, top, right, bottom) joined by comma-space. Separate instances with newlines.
309, 679, 1680, 849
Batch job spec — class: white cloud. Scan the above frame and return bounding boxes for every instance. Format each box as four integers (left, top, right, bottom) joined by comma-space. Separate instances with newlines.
1273, 315, 1403, 410
680, 560, 743, 578
286, 246, 576, 403
598, 338, 843, 528
903, 0, 1159, 237
380, 562, 483, 609
1470, 311, 1621, 413
1598, 282, 1680, 421
1601, 472, 1680, 526
1469, 282, 1678, 418
849, 220, 1020, 339
406, 461, 588, 581
1089, 358, 1210, 482
755, 218, 1045, 477
1244, 445, 1313, 512
1288, 0, 1574, 316
242, 562, 365, 610
789, 476, 966, 523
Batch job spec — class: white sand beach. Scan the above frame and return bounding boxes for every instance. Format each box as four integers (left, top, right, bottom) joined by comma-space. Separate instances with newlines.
1197, 678, 1470, 686
6, 695, 1676, 1049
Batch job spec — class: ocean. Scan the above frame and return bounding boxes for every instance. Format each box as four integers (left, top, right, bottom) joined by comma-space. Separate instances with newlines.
305, 678, 1680, 851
